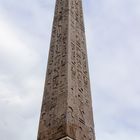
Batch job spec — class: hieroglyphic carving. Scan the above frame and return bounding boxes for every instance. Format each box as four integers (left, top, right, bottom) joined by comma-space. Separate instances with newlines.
38, 0, 95, 140
38, 0, 69, 139
68, 0, 95, 140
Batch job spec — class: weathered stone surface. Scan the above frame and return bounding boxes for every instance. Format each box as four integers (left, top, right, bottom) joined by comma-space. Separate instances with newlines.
37, 0, 95, 140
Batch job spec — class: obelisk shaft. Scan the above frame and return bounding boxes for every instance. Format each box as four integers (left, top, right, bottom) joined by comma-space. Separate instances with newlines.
37, 0, 95, 140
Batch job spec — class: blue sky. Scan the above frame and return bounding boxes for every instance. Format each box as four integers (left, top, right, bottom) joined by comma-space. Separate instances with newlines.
0, 0, 140, 140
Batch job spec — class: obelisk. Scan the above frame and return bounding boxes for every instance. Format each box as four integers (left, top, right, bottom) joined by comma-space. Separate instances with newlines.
37, 0, 95, 140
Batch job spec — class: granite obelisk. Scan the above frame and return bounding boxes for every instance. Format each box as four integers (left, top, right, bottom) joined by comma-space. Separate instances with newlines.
37, 0, 95, 139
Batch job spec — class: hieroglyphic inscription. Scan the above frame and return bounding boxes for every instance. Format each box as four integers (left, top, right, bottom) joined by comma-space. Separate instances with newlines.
38, 0, 69, 139
38, 0, 95, 140
67, 0, 95, 140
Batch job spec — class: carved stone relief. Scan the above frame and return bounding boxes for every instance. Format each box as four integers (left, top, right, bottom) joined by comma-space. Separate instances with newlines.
38, 0, 95, 140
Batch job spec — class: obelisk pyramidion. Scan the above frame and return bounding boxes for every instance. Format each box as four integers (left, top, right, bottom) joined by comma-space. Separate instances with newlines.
37, 0, 95, 139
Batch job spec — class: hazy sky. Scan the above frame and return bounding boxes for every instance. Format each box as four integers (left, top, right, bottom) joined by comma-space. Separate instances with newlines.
0, 0, 140, 140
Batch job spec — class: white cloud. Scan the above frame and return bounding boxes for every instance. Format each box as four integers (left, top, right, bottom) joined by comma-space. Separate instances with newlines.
0, 0, 140, 140
85, 0, 140, 139
0, 6, 44, 140
0, 10, 39, 70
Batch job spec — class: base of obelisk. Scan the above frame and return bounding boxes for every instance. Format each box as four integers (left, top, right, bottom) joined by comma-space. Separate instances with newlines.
59, 136, 73, 140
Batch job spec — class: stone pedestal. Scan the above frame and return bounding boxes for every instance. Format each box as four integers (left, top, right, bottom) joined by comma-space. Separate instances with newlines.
59, 136, 73, 140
